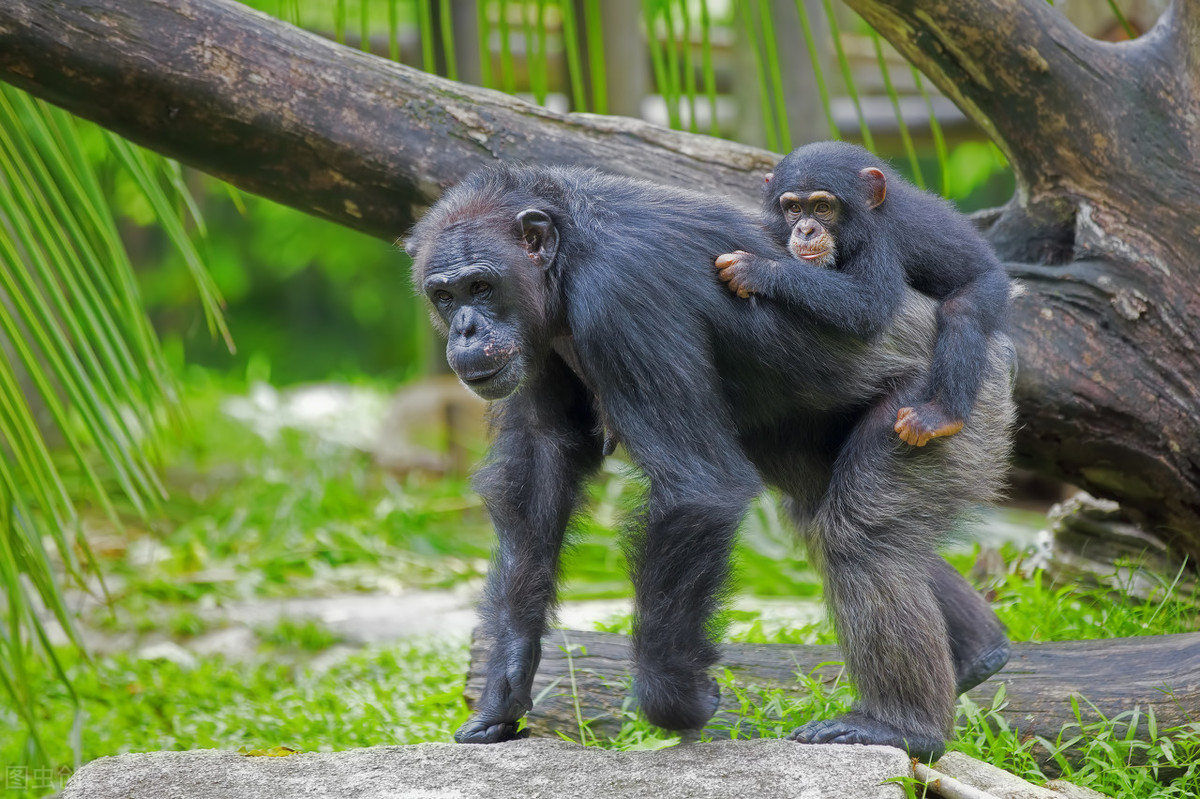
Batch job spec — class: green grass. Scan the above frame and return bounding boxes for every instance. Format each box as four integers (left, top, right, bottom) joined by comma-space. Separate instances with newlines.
3, 373, 1197, 799
0, 642, 470, 792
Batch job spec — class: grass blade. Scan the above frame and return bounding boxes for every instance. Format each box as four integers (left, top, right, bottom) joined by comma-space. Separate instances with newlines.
583, 0, 608, 114
911, 66, 949, 196
794, 0, 839, 139
821, 0, 874, 151
561, 0, 588, 110
698, 1, 719, 136
738, 0, 778, 151
439, 0, 459, 81
871, 31, 923, 188
758, 0, 792, 151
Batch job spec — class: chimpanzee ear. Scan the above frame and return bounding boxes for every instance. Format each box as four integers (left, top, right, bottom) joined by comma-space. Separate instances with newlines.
860, 167, 887, 209
516, 208, 559, 269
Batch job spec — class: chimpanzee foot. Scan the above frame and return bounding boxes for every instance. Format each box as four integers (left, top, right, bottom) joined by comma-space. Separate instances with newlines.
454, 718, 530, 744
788, 711, 946, 762
636, 671, 720, 731
956, 637, 1011, 695
894, 403, 964, 447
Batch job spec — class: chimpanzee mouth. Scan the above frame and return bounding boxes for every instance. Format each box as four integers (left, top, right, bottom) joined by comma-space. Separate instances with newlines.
790, 238, 835, 267
457, 359, 522, 400
460, 364, 505, 385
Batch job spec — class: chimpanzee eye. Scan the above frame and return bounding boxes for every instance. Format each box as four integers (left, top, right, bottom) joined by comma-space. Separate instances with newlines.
785, 202, 802, 216
434, 289, 453, 305
471, 281, 492, 297
814, 201, 832, 216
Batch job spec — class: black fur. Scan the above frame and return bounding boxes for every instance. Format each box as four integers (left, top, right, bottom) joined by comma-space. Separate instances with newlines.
407, 164, 1016, 761
724, 141, 1010, 438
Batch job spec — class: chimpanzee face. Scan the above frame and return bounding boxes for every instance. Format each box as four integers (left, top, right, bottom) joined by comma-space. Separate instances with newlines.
424, 260, 524, 400
763, 143, 889, 272
416, 209, 559, 401
778, 190, 841, 269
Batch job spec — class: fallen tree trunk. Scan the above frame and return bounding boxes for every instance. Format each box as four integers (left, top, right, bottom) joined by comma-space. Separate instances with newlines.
466, 629, 1200, 761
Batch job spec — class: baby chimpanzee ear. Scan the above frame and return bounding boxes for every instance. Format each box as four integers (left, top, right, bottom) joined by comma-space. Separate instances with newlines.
516, 208, 559, 269
760, 172, 775, 199
860, 167, 887, 209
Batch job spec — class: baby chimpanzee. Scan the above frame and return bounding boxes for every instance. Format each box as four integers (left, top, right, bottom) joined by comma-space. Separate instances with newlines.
716, 141, 1011, 446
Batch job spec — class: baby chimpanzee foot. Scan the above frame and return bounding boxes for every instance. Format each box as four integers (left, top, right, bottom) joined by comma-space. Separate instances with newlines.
788, 711, 946, 762
894, 403, 964, 447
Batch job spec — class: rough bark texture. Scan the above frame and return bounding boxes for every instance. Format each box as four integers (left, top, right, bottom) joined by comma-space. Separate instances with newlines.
468, 629, 1200, 766
1, 0, 1199, 554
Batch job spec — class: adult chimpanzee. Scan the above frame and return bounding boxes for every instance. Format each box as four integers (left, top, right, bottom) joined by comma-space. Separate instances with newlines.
406, 164, 1016, 761
716, 141, 1011, 447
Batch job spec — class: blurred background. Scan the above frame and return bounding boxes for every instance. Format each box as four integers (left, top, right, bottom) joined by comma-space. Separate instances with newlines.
2, 1, 1194, 796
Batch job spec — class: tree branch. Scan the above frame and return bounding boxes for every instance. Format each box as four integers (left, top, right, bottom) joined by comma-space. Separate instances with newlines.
1163, 0, 1200, 84
0, 0, 773, 241
844, 0, 1144, 198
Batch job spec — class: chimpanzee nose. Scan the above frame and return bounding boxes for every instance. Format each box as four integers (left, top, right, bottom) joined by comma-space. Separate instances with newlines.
799, 220, 817, 238
452, 308, 479, 340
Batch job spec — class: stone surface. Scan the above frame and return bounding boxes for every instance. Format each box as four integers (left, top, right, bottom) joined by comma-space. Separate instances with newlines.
63, 739, 912, 799
931, 752, 1100, 799
1043, 780, 1108, 799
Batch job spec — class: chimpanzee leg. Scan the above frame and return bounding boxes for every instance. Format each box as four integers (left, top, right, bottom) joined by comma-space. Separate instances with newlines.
629, 462, 761, 731
929, 558, 1010, 694
789, 400, 957, 761
455, 363, 604, 744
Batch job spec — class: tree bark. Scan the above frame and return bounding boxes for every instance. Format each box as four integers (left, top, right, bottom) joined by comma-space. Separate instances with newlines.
1, 0, 1199, 555
467, 628, 1200, 766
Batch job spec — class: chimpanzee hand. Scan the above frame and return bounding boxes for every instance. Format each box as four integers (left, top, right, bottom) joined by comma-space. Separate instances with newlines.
714, 250, 759, 298
894, 402, 965, 447
454, 637, 540, 744
454, 718, 530, 744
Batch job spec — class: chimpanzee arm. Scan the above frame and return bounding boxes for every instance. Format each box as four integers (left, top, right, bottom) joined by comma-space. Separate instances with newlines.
714, 245, 906, 339
455, 356, 604, 744
924, 265, 1010, 423
894, 245, 1012, 445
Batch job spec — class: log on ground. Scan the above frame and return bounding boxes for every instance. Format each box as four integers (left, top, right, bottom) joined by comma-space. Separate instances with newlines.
466, 629, 1200, 756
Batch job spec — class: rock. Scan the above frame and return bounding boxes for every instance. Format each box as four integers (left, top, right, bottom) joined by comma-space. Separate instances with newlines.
1044, 779, 1108, 798
63, 739, 912, 799
929, 752, 1105, 798
135, 641, 196, 668
374, 375, 487, 475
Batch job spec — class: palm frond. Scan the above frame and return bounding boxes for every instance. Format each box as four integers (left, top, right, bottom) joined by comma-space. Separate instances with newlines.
0, 84, 223, 763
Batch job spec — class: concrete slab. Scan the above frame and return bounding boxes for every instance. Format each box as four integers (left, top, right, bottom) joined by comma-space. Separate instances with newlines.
62, 739, 912, 799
